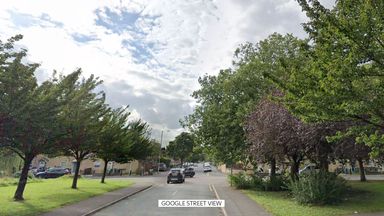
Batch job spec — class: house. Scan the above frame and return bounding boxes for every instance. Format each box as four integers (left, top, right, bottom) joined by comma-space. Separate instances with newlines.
31, 155, 145, 176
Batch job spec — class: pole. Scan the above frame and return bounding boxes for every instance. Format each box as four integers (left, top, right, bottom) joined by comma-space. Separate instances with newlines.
158, 130, 163, 173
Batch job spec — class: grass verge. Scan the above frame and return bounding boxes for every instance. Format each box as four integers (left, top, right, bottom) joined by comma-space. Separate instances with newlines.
0, 177, 42, 187
244, 180, 384, 216
0, 176, 133, 216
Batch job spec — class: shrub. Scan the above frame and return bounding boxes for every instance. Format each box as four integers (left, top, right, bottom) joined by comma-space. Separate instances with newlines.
262, 175, 288, 191
288, 171, 348, 205
229, 172, 287, 191
229, 172, 253, 189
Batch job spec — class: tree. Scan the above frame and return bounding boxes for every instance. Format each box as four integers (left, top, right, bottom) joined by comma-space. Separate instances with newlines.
57, 70, 108, 189
0, 35, 78, 200
167, 132, 194, 166
277, 0, 384, 155
184, 33, 307, 171
97, 112, 152, 183
183, 70, 251, 170
246, 96, 305, 180
96, 107, 131, 183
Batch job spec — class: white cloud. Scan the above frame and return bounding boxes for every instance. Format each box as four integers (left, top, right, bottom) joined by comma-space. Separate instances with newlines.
0, 0, 335, 144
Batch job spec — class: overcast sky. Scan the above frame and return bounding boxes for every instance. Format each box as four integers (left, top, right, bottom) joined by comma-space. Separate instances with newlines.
0, 0, 334, 145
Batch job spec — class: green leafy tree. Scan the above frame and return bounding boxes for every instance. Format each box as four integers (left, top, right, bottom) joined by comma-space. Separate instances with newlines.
184, 33, 307, 171
125, 121, 152, 162
167, 132, 194, 166
183, 70, 250, 170
0, 35, 81, 200
57, 70, 108, 189
96, 107, 131, 183
277, 0, 384, 156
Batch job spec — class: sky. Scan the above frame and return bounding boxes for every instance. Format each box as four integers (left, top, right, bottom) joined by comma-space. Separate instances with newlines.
0, 0, 334, 145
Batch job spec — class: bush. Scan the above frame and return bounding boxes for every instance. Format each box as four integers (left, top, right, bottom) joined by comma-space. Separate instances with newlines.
13, 171, 35, 179
229, 172, 287, 191
262, 175, 287, 191
229, 172, 253, 189
288, 171, 348, 205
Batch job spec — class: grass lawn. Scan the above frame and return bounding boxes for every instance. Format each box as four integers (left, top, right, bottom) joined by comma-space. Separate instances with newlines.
244, 181, 384, 216
0, 176, 134, 216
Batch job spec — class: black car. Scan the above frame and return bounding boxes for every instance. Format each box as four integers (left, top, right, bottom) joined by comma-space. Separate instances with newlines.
158, 163, 167, 171
35, 167, 70, 179
183, 167, 195, 177
167, 168, 185, 184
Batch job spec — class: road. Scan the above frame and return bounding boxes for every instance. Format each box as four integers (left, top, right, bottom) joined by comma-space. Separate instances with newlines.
93, 164, 226, 216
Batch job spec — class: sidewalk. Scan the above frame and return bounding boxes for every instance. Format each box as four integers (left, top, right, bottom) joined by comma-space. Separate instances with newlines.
214, 184, 271, 216
40, 183, 152, 216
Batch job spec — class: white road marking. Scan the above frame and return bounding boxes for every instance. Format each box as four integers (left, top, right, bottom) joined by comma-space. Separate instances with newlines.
172, 190, 177, 196
211, 184, 228, 216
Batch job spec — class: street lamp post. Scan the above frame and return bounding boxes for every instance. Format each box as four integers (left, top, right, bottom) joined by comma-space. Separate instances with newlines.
158, 130, 163, 173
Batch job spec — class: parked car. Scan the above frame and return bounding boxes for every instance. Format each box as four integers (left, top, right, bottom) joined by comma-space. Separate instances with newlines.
158, 163, 167, 171
31, 167, 46, 175
203, 165, 212, 172
299, 164, 319, 175
167, 168, 185, 184
183, 167, 195, 177
35, 167, 70, 179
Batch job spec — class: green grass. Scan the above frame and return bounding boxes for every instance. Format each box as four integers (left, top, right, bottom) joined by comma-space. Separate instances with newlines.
244, 181, 384, 216
0, 177, 42, 187
0, 176, 134, 216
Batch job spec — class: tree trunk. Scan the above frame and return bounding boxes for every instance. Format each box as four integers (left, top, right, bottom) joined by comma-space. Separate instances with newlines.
101, 159, 108, 183
270, 158, 276, 178
72, 160, 81, 189
230, 164, 233, 187
290, 160, 300, 181
180, 158, 183, 167
357, 158, 366, 182
319, 158, 329, 172
14, 155, 34, 201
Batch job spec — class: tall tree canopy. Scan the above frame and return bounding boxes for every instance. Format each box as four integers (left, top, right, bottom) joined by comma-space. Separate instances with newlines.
0, 35, 90, 200
277, 0, 384, 156
246, 96, 304, 180
57, 70, 108, 189
167, 132, 194, 166
184, 33, 306, 169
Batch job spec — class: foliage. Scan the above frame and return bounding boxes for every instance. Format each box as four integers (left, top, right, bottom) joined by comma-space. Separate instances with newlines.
96, 107, 134, 183
167, 132, 194, 165
125, 120, 153, 161
184, 33, 308, 168
56, 70, 108, 189
0, 35, 87, 200
97, 107, 132, 164
288, 171, 348, 205
228, 172, 258, 189
246, 96, 304, 179
276, 0, 384, 157
262, 175, 288, 192
229, 172, 286, 191
245, 181, 384, 216
0, 150, 23, 176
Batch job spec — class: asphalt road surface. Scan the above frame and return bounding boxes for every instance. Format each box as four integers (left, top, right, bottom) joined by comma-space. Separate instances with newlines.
93, 164, 225, 216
